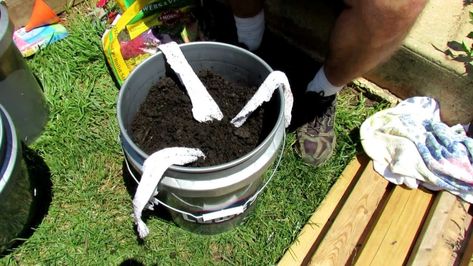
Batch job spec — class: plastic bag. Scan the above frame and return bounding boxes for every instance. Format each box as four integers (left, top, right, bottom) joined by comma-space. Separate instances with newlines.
102, 0, 202, 84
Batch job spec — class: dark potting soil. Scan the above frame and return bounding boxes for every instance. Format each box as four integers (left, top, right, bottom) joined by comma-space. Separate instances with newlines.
131, 70, 271, 167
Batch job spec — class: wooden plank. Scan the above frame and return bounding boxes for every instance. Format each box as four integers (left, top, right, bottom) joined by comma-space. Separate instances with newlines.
460, 221, 473, 266
355, 186, 434, 265
354, 184, 414, 264
308, 161, 390, 266
4, 0, 85, 28
448, 199, 472, 265
459, 204, 473, 266
407, 192, 473, 266
278, 154, 369, 266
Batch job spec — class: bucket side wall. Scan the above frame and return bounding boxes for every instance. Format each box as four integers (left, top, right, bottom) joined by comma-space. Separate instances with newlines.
0, 145, 32, 253
0, 5, 48, 144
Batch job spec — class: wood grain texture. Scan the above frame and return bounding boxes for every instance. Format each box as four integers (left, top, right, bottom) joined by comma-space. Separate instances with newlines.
355, 186, 434, 266
460, 223, 473, 266
448, 198, 472, 265
278, 154, 369, 266
407, 192, 472, 266
308, 161, 389, 266
278, 153, 472, 266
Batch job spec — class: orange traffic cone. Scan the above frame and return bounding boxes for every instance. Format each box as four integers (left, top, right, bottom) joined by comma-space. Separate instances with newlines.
24, 0, 60, 32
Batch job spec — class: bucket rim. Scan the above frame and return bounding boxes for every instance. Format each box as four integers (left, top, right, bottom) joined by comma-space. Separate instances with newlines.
117, 41, 285, 173
0, 104, 19, 192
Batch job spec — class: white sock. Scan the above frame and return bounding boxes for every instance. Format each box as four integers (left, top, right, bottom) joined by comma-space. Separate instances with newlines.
234, 10, 265, 51
306, 66, 344, 96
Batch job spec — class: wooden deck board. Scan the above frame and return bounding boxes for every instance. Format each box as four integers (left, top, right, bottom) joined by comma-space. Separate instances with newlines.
278, 154, 369, 266
278, 153, 473, 266
409, 192, 473, 266
307, 161, 389, 266
356, 186, 433, 265
460, 215, 473, 266
354, 185, 415, 265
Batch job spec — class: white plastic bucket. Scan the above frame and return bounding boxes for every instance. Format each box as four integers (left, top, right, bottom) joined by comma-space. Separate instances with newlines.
117, 42, 285, 234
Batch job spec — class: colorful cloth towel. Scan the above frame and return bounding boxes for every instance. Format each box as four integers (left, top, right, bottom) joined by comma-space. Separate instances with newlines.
13, 24, 68, 57
360, 97, 473, 203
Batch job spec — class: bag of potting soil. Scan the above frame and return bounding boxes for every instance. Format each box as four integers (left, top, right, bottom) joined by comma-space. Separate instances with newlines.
102, 0, 203, 84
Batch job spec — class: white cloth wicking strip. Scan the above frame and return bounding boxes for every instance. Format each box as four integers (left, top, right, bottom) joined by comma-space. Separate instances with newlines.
231, 71, 293, 128
158, 42, 223, 123
133, 147, 205, 239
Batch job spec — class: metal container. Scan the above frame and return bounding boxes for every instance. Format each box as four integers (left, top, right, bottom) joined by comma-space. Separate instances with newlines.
0, 104, 33, 253
0, 3, 48, 144
117, 42, 285, 234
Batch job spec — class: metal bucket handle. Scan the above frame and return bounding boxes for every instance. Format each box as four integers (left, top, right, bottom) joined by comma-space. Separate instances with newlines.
124, 132, 286, 223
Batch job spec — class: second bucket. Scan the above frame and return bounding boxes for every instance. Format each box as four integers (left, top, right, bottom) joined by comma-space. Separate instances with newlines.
0, 3, 48, 144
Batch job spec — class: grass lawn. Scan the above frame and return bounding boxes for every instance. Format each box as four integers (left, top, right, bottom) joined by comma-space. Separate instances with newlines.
0, 1, 389, 264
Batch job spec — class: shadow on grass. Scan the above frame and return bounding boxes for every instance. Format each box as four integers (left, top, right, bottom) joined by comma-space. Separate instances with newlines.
0, 145, 52, 258
348, 127, 364, 152
121, 160, 173, 241
120, 258, 147, 266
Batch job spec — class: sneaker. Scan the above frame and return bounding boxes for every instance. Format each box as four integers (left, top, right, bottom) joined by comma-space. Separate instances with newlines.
294, 92, 337, 167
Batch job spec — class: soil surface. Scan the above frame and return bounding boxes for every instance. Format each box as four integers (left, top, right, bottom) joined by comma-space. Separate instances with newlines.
131, 70, 270, 167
